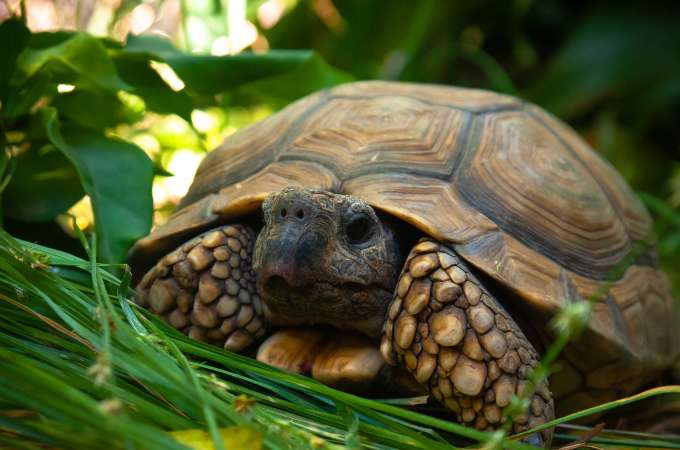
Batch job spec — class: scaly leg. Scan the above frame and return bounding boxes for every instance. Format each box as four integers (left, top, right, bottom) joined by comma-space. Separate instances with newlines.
380, 238, 554, 445
136, 224, 267, 352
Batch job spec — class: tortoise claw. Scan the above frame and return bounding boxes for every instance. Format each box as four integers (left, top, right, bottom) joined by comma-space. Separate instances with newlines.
258, 328, 411, 394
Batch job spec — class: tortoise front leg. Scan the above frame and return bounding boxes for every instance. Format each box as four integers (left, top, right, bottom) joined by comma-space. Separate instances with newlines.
380, 238, 554, 444
136, 224, 267, 352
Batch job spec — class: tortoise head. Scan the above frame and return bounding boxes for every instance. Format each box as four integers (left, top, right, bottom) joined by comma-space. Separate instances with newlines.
253, 187, 402, 337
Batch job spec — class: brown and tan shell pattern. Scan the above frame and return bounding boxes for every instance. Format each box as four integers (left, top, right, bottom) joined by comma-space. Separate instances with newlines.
129, 81, 680, 407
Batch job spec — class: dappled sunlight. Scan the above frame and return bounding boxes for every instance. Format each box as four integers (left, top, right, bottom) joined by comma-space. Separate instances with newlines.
156, 149, 203, 205
129, 3, 156, 35
56, 84, 75, 93
149, 61, 186, 92
257, 0, 285, 29
209, 20, 258, 56
112, 103, 273, 229
57, 195, 94, 235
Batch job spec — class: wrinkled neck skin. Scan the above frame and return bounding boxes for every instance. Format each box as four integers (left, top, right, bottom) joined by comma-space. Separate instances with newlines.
253, 188, 402, 338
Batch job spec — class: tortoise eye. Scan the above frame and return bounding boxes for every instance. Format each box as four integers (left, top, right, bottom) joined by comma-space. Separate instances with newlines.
345, 215, 374, 245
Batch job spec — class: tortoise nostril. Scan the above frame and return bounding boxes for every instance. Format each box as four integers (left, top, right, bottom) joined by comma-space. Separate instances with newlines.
277, 206, 306, 220
264, 275, 290, 294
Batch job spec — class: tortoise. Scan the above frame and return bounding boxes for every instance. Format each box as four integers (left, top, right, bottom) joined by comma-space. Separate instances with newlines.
129, 81, 680, 446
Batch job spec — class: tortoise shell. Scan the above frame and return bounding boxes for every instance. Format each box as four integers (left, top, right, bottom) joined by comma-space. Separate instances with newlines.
130, 81, 679, 403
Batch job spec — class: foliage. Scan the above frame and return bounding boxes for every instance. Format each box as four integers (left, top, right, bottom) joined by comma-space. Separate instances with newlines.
1, 231, 680, 449
0, 18, 350, 264
1, 2, 679, 449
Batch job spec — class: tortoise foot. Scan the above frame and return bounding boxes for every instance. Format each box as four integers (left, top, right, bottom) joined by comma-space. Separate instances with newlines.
258, 328, 427, 395
380, 238, 554, 444
258, 328, 386, 392
135, 224, 267, 352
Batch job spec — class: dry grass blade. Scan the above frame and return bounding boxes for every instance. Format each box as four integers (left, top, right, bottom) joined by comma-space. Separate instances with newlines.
514, 386, 680, 438
0, 292, 97, 351
555, 423, 605, 450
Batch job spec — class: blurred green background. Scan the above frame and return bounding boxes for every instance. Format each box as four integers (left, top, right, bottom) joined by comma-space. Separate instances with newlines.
1, 0, 679, 291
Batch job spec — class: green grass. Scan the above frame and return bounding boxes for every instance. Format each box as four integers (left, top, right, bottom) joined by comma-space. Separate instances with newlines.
0, 229, 679, 450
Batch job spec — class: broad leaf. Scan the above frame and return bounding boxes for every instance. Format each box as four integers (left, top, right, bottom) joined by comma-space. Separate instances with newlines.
234, 52, 353, 107
16, 33, 130, 93
123, 35, 351, 98
3, 71, 55, 120
114, 54, 194, 121
3, 144, 84, 222
0, 18, 31, 104
165, 50, 346, 96
43, 108, 153, 263
53, 90, 142, 129
27, 31, 77, 49
123, 34, 178, 55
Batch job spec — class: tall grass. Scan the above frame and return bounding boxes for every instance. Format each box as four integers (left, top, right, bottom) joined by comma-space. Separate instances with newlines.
0, 229, 679, 449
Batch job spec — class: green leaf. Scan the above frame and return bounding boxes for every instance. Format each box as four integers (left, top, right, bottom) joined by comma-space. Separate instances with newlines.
3, 71, 55, 120
123, 35, 351, 98
42, 108, 153, 263
0, 18, 31, 104
0, 148, 16, 227
173, 50, 350, 98
16, 33, 130, 93
113, 54, 194, 121
151, 116, 202, 149
123, 34, 178, 55
0, 147, 12, 191
3, 144, 84, 222
28, 31, 77, 49
233, 52, 354, 107
52, 90, 142, 129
